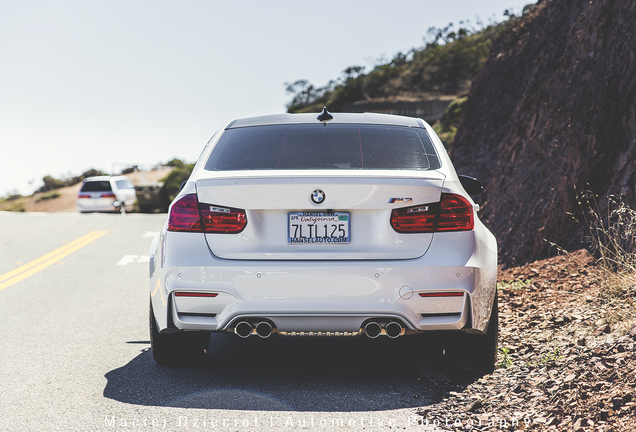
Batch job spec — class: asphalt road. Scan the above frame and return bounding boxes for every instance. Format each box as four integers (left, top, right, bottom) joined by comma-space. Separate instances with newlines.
0, 212, 472, 432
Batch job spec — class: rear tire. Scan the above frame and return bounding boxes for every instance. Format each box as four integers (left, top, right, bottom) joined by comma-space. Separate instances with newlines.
467, 294, 498, 372
432, 294, 498, 372
149, 300, 210, 365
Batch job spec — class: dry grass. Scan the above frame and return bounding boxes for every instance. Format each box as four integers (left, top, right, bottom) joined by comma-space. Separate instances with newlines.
575, 191, 636, 327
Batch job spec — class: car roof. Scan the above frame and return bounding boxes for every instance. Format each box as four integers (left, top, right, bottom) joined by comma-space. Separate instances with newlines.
83, 176, 111, 181
83, 176, 128, 182
227, 112, 425, 129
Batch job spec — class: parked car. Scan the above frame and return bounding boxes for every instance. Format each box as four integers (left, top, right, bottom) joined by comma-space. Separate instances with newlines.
149, 109, 498, 369
77, 176, 136, 213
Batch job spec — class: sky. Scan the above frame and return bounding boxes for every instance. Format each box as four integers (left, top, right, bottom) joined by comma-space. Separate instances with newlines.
0, 0, 533, 197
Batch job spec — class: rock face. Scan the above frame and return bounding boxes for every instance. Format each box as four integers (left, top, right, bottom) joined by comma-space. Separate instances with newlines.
449, 0, 636, 267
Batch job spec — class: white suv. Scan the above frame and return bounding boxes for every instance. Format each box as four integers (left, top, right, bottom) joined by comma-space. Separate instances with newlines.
77, 176, 136, 213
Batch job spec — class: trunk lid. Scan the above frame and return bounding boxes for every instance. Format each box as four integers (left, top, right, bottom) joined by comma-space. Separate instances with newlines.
196, 171, 445, 260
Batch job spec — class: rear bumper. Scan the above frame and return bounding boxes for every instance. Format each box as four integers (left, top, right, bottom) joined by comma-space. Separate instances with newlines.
150, 225, 497, 335
77, 199, 118, 212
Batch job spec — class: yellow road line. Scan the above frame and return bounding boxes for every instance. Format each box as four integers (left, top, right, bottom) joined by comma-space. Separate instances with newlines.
0, 230, 107, 292
0, 230, 104, 283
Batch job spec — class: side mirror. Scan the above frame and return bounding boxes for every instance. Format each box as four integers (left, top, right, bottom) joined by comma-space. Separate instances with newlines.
458, 175, 483, 196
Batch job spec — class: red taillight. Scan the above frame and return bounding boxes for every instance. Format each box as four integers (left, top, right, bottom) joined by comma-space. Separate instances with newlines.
168, 194, 202, 232
174, 292, 218, 297
100, 193, 116, 198
167, 194, 247, 233
201, 205, 247, 233
437, 193, 474, 231
390, 193, 474, 233
78, 194, 91, 199
419, 292, 464, 297
390, 204, 437, 233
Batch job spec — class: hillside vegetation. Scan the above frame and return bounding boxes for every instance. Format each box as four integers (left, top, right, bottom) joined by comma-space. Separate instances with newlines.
286, 7, 533, 117
161, 158, 195, 202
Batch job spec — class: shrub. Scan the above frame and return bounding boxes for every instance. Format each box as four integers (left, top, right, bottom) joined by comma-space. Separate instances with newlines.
497, 347, 513, 368
36, 191, 61, 202
41, 175, 65, 192
497, 278, 532, 291
3, 199, 26, 212
3, 193, 22, 202
160, 159, 194, 202
539, 347, 565, 364
433, 96, 467, 149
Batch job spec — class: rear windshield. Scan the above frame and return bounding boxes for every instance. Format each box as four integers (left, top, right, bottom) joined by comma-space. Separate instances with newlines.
80, 181, 112, 192
204, 124, 441, 171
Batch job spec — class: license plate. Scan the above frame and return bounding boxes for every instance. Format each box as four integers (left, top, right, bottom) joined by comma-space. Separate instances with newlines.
288, 212, 350, 244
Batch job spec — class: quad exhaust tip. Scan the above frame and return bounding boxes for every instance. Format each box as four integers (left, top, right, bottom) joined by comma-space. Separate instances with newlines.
236, 319, 402, 339
255, 321, 273, 338
234, 320, 274, 338
364, 322, 382, 338
385, 321, 404, 338
363, 321, 404, 338
234, 321, 253, 338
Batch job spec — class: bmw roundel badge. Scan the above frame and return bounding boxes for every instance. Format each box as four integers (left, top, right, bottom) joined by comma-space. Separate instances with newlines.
311, 189, 326, 204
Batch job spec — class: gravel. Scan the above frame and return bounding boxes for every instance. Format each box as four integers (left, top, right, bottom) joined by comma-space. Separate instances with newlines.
411, 250, 636, 431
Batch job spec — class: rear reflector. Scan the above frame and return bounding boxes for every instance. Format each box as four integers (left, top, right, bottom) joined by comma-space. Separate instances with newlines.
391, 193, 474, 233
167, 193, 247, 233
174, 292, 218, 297
419, 292, 464, 297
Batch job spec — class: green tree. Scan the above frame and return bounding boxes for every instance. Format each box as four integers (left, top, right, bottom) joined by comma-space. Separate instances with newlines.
433, 97, 468, 149
161, 159, 195, 202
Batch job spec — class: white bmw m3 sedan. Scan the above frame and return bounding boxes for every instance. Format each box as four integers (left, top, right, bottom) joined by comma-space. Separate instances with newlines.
149, 109, 498, 369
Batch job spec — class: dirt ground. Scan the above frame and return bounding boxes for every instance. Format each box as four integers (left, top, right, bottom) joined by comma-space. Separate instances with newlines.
415, 250, 636, 431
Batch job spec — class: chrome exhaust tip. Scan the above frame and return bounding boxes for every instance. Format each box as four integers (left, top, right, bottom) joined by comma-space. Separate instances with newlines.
364, 322, 382, 338
255, 321, 273, 338
234, 321, 253, 338
385, 321, 404, 338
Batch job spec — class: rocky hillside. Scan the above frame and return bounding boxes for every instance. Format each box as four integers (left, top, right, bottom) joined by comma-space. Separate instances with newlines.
450, 0, 636, 267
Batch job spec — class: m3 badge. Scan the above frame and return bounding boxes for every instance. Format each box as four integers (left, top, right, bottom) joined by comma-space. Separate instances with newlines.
388, 198, 413, 204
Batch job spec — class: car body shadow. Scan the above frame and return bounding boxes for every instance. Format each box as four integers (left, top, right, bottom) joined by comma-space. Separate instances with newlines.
104, 333, 488, 411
